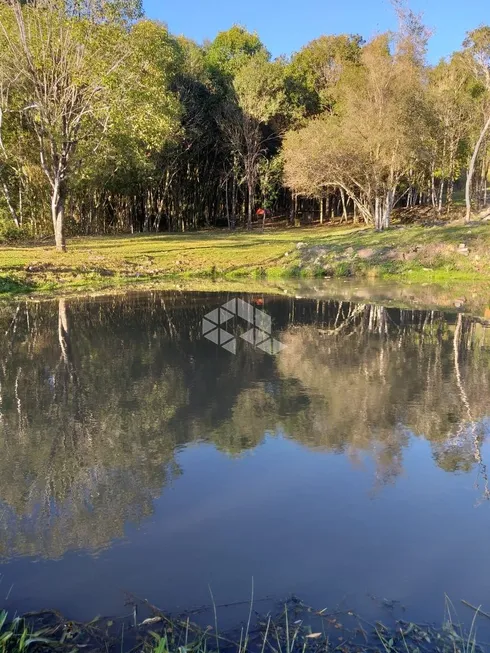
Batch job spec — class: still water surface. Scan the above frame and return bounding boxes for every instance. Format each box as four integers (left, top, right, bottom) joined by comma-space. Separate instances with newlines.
0, 291, 490, 626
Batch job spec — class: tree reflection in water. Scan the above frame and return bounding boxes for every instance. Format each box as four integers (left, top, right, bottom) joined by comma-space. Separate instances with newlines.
0, 292, 489, 559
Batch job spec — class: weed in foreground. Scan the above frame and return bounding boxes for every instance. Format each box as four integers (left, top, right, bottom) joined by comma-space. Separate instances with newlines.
0, 611, 54, 653
2, 594, 488, 653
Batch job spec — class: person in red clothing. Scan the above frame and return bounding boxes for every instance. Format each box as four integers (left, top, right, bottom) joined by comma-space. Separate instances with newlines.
256, 207, 271, 227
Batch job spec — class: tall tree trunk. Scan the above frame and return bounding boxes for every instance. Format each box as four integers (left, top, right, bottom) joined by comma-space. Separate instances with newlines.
340, 188, 348, 223
374, 190, 393, 230
484, 167, 489, 207
374, 195, 381, 230
51, 179, 66, 252
447, 176, 454, 214
406, 186, 412, 208
247, 176, 253, 229
1, 182, 20, 228
231, 175, 237, 229
465, 113, 490, 222
289, 192, 295, 225
430, 164, 437, 208
437, 179, 445, 213
225, 176, 230, 229
482, 158, 489, 207
382, 188, 394, 229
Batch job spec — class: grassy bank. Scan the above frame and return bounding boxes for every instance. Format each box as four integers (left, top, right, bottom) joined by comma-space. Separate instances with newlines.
1, 221, 490, 298
1, 595, 487, 653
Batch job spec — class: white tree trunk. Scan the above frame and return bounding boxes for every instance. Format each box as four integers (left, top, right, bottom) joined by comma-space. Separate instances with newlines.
51, 179, 66, 252
1, 182, 20, 228
465, 113, 490, 222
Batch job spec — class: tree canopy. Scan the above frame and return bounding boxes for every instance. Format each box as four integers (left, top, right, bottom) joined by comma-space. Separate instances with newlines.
1, 1, 490, 246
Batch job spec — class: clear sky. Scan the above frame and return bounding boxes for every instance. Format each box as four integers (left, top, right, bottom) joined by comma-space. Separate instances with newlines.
143, 0, 488, 62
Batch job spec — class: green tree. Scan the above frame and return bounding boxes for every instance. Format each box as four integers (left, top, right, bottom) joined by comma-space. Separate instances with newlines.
462, 27, 490, 221
0, 3, 180, 248
426, 55, 474, 212
205, 25, 267, 78
284, 32, 427, 229
288, 34, 363, 117
221, 52, 287, 227
0, 1, 127, 249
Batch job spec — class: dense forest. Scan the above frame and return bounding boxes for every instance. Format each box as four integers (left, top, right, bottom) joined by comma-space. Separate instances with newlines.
1, 0, 490, 250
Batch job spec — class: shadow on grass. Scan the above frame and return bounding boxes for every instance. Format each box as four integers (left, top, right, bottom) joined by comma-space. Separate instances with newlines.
0, 276, 34, 295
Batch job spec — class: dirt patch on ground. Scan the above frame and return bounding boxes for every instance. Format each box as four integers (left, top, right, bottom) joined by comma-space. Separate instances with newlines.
295, 227, 489, 277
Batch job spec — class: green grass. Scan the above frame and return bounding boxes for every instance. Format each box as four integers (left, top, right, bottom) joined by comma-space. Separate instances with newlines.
1, 221, 490, 298
0, 611, 53, 653
0, 277, 33, 295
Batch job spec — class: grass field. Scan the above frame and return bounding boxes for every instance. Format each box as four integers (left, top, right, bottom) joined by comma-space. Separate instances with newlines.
1, 221, 490, 297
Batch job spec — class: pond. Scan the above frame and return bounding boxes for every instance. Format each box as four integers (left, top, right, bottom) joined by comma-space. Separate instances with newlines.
0, 290, 490, 633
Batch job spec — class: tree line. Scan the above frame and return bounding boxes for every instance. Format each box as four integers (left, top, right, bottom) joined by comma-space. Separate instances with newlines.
1, 0, 490, 249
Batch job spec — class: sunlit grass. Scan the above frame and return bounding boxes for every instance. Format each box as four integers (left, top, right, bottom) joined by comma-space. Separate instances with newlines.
1, 221, 490, 297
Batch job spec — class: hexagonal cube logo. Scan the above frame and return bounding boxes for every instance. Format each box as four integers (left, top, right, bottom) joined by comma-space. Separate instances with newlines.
202, 298, 286, 355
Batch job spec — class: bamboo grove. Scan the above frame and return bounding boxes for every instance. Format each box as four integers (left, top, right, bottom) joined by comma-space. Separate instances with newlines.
1, 0, 490, 249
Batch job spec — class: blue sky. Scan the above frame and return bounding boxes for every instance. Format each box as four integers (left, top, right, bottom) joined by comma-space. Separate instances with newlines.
143, 0, 488, 62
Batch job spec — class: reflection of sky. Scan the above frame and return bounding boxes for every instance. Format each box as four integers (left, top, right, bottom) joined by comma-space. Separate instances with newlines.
3, 431, 490, 635
2, 296, 490, 633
